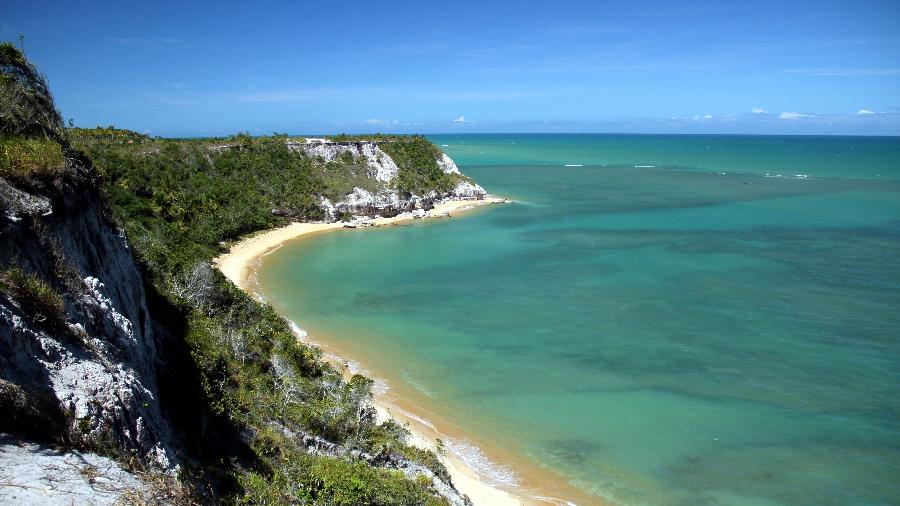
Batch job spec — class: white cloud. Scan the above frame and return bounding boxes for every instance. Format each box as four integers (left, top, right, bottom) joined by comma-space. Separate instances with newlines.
779, 111, 814, 120
361, 118, 401, 126
453, 116, 468, 123
857, 109, 877, 115
752, 107, 768, 114
703, 114, 713, 119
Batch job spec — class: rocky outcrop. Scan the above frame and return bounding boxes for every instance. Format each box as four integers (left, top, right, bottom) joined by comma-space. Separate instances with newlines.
438, 152, 461, 175
0, 433, 151, 505
287, 139, 486, 221
0, 159, 177, 471
0, 139, 483, 505
286, 140, 401, 182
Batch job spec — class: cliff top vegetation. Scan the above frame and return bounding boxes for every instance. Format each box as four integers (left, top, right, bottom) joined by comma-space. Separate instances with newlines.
1, 41, 460, 505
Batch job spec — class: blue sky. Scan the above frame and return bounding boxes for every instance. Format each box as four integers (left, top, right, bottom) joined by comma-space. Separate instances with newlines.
3, 0, 899, 136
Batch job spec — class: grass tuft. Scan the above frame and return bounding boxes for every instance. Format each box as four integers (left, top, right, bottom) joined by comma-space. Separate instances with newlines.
0, 136, 65, 182
0, 266, 66, 327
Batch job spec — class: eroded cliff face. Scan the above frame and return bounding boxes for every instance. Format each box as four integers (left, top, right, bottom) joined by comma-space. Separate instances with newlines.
0, 136, 483, 504
287, 139, 487, 220
0, 156, 177, 470
287, 140, 401, 182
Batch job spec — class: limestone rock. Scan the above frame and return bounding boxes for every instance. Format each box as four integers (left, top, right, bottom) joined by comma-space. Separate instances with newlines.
0, 172, 177, 471
0, 434, 150, 505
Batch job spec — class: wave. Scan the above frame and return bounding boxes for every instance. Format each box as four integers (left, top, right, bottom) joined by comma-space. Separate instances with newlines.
634, 165, 656, 168
284, 320, 522, 494
528, 495, 578, 506
371, 378, 390, 395
392, 405, 438, 431
287, 319, 390, 392
287, 319, 308, 339
764, 173, 811, 179
387, 405, 520, 489
564, 164, 583, 167
444, 438, 519, 487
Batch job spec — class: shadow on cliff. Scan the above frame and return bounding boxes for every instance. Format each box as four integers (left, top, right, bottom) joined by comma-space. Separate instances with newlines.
0, 301, 69, 445
144, 278, 262, 497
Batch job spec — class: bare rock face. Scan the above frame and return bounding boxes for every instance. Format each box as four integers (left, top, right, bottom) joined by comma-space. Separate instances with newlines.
0, 434, 150, 505
452, 179, 487, 199
0, 163, 177, 471
286, 140, 401, 182
0, 139, 485, 504
291, 139, 487, 221
438, 152, 462, 175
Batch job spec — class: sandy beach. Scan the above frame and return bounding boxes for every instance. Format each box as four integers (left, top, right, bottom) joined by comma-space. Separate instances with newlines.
213, 196, 528, 506
216, 197, 506, 290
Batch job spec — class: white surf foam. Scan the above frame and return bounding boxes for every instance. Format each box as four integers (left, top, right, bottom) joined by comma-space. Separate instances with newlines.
287, 320, 308, 339
444, 438, 519, 487
371, 378, 390, 395
392, 405, 438, 431
564, 164, 583, 167
528, 495, 578, 506
634, 165, 656, 168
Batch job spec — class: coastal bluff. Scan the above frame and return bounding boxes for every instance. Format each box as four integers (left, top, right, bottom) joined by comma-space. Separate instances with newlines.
0, 135, 481, 504
3, 39, 493, 505
286, 137, 488, 220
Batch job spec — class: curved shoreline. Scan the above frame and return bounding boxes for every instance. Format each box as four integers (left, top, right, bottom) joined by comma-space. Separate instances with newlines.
215, 197, 506, 290
213, 197, 534, 505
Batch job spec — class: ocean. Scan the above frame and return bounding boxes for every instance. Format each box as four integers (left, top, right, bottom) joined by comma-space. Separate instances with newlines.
255, 134, 900, 505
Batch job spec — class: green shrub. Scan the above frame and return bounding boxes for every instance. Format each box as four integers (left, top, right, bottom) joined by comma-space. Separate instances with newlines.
0, 266, 65, 326
66, 126, 149, 142
379, 136, 453, 196
0, 42, 64, 138
238, 445, 448, 505
5, 45, 457, 504
0, 136, 65, 182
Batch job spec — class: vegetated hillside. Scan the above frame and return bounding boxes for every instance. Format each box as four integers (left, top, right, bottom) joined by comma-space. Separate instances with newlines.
1, 42, 472, 505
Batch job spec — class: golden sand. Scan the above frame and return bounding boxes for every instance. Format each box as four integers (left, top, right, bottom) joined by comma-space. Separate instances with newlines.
213, 197, 532, 505
214, 197, 605, 505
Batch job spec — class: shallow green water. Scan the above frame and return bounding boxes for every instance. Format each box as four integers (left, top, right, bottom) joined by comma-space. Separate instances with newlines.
257, 134, 900, 505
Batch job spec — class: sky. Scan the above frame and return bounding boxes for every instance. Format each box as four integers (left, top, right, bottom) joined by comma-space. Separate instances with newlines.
2, 0, 899, 136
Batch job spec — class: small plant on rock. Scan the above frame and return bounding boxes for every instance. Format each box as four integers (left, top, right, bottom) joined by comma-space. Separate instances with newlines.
0, 266, 66, 327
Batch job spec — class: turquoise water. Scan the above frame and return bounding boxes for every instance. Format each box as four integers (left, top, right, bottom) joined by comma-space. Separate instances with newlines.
257, 135, 900, 505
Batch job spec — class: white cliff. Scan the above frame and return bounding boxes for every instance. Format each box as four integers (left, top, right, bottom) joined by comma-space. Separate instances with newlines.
0, 174, 177, 471
286, 140, 401, 182
438, 152, 461, 174
285, 139, 486, 221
